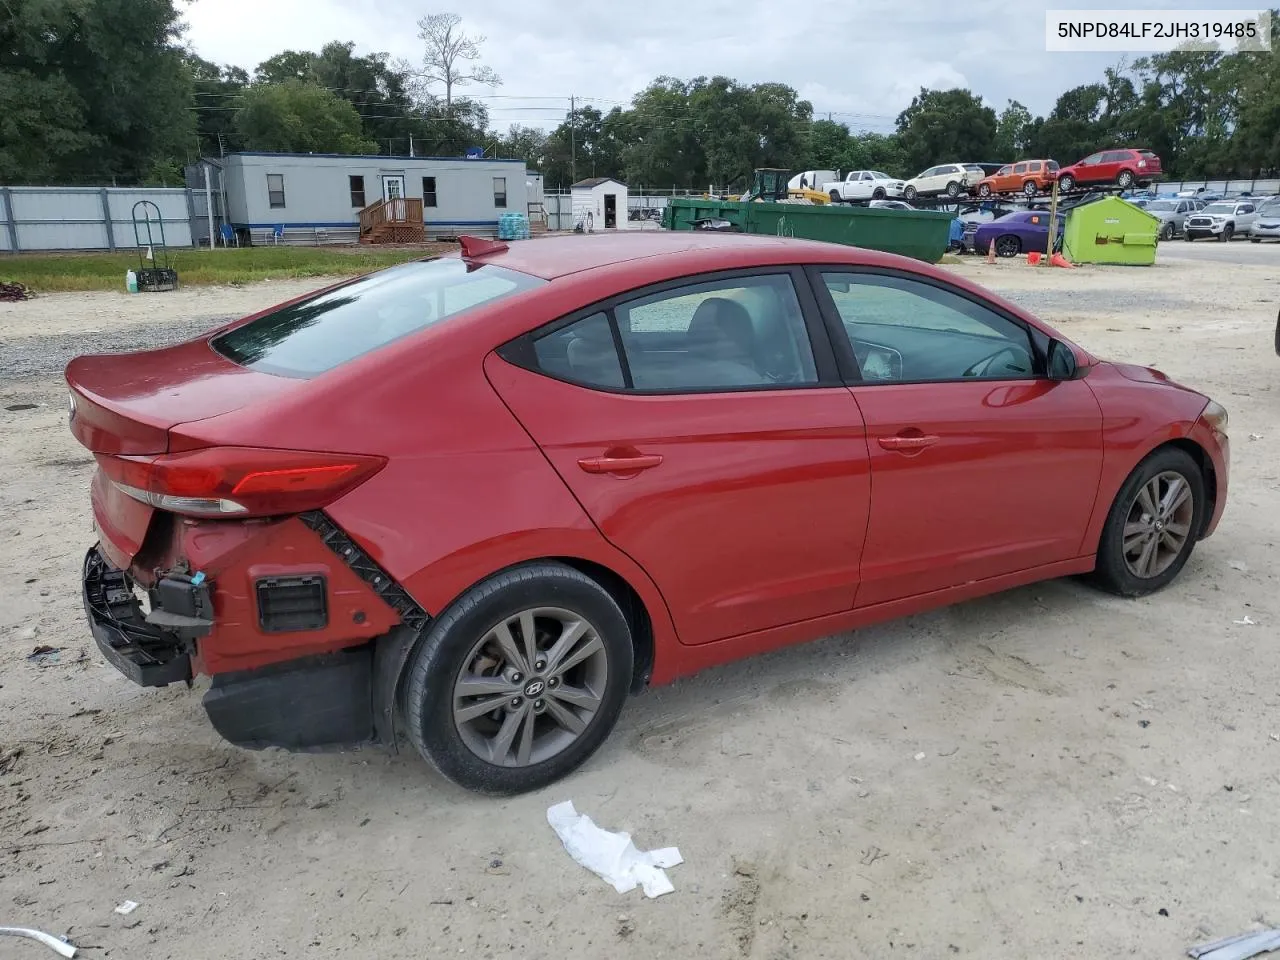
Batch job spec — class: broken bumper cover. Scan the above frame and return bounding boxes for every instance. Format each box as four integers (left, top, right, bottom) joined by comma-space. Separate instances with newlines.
81, 545, 208, 687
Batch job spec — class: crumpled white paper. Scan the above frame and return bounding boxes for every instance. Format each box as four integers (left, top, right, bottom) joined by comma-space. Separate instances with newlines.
546, 800, 683, 898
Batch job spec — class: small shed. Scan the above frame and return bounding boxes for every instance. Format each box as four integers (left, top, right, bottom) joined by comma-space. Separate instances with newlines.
571, 177, 628, 231
1063, 195, 1161, 265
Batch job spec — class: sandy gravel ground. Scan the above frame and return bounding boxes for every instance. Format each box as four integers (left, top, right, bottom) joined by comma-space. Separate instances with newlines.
1, 247, 1278, 960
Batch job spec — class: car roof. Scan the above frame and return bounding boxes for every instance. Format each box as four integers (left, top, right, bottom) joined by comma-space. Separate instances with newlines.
445, 232, 931, 281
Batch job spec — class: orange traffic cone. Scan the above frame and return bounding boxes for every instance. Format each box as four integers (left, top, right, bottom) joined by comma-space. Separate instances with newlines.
985, 242, 996, 264
1049, 252, 1075, 269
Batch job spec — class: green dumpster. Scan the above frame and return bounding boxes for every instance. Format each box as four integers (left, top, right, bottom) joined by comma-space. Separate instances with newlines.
1062, 195, 1160, 265
663, 197, 954, 263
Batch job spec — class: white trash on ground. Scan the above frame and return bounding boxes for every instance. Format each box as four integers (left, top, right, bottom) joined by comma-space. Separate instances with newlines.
0, 927, 77, 958
1188, 927, 1280, 960
546, 800, 683, 898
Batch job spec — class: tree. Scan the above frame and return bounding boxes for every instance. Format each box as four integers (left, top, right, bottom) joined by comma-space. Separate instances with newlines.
994, 100, 1033, 159
895, 88, 998, 173
189, 55, 249, 157
413, 13, 501, 110
234, 80, 376, 154
0, 0, 195, 184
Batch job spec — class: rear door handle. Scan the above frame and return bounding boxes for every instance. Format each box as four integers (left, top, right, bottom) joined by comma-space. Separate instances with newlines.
577, 454, 664, 474
878, 435, 939, 453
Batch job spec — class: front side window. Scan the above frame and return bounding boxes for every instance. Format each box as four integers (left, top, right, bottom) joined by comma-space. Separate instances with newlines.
821, 272, 1035, 383
530, 274, 818, 392
423, 176, 438, 207
349, 175, 365, 208
213, 259, 544, 378
267, 173, 285, 208
493, 177, 507, 208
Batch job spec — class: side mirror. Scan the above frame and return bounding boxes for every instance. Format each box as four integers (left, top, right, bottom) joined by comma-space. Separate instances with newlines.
1048, 338, 1078, 380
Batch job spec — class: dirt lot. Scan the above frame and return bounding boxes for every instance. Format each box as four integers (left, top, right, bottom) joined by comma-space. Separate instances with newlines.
2, 247, 1278, 959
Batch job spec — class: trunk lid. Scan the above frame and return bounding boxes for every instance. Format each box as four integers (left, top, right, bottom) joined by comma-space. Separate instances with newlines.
67, 339, 299, 564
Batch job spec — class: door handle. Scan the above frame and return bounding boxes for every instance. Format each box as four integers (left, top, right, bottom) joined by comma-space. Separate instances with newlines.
878, 435, 939, 453
577, 453, 664, 474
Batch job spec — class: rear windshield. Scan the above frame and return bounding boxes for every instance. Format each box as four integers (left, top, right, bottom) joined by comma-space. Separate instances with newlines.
212, 258, 544, 377
1138, 150, 1159, 159
1047, 160, 1060, 170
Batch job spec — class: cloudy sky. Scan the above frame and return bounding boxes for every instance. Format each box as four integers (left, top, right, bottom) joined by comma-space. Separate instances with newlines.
180, 0, 1246, 132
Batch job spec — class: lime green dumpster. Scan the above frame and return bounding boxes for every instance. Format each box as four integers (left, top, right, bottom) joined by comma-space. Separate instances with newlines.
663, 198, 953, 263
1063, 196, 1160, 265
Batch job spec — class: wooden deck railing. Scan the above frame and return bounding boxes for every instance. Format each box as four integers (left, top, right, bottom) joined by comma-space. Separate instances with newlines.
359, 197, 424, 236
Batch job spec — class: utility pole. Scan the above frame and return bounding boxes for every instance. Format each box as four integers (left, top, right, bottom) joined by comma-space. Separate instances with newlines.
409, 132, 414, 157
570, 95, 577, 185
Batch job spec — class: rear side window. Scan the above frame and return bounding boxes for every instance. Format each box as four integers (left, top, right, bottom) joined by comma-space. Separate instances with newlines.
213, 259, 545, 378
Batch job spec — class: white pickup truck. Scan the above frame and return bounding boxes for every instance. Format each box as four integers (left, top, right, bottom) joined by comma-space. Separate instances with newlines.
821, 170, 907, 203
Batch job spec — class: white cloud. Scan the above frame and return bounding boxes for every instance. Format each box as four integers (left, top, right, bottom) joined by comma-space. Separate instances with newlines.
179, 0, 1234, 133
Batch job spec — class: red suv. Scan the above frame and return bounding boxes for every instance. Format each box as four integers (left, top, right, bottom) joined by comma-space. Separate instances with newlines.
1056, 148, 1162, 192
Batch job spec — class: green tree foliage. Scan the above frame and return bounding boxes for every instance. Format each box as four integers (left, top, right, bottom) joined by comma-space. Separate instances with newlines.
234, 80, 376, 154
1, 0, 195, 184
895, 88, 999, 173
994, 100, 1033, 159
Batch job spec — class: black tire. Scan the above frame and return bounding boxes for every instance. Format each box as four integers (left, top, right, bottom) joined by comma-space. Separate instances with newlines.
945, 181, 961, 198
994, 234, 1021, 258
1058, 174, 1075, 193
1184, 233, 1195, 241
1117, 169, 1135, 189
977, 183, 993, 199
1159, 222, 1173, 241
829, 190, 841, 203
1220, 224, 1234, 242
1023, 180, 1038, 198
903, 185, 917, 202
1091, 447, 1205, 597
1251, 237, 1261, 243
402, 562, 633, 794
872, 187, 886, 200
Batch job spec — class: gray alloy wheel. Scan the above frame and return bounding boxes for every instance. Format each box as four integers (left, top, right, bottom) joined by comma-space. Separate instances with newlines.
452, 606, 609, 767
945, 180, 961, 198
994, 234, 1021, 258
1159, 221, 1174, 241
1121, 471, 1196, 579
1023, 180, 1038, 198
1118, 169, 1135, 189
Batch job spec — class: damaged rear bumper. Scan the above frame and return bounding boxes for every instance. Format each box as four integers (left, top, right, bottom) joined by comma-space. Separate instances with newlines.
81, 545, 209, 687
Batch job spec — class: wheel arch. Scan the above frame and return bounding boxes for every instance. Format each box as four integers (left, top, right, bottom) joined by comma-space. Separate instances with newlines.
1162, 438, 1218, 539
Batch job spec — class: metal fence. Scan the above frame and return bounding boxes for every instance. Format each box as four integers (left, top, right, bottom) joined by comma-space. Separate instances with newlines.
0, 186, 199, 253
1151, 178, 1280, 196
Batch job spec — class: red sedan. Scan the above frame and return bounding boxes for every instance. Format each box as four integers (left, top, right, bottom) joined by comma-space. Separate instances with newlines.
68, 233, 1229, 794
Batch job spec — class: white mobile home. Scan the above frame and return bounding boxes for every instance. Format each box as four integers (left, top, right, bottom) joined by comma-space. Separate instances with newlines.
220, 152, 528, 244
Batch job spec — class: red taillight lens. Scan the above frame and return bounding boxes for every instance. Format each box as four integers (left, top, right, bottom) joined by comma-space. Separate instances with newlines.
96, 447, 386, 518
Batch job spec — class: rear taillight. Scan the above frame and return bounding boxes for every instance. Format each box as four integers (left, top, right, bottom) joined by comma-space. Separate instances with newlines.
1138, 160, 1147, 168
96, 447, 386, 518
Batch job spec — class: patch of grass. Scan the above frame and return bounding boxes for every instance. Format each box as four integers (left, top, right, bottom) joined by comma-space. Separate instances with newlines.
0, 244, 455, 292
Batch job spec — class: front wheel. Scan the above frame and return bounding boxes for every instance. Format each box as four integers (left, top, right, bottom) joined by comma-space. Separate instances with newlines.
872, 187, 886, 200
994, 234, 1021, 258
1023, 180, 1038, 198
1091, 447, 1204, 597
829, 190, 841, 203
403, 562, 634, 794
1220, 224, 1234, 242
1058, 174, 1076, 193
978, 184, 993, 198
903, 185, 918, 201
1159, 222, 1174, 241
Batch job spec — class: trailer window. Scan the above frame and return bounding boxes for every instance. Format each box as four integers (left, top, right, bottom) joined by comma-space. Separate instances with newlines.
212, 259, 545, 378
494, 177, 507, 209
423, 176, 437, 207
349, 175, 366, 208
267, 174, 286, 209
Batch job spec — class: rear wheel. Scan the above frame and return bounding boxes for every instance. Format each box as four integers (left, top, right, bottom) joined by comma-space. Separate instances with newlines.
945, 181, 961, 198
994, 234, 1021, 258
1117, 169, 1135, 189
403, 562, 633, 794
1091, 447, 1204, 597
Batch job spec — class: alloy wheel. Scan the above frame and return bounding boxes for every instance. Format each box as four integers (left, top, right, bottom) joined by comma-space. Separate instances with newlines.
452, 607, 608, 767
994, 235, 1021, 258
1122, 471, 1195, 579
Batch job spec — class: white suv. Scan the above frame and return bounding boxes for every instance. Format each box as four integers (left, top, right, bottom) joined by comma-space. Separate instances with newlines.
902, 163, 982, 201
